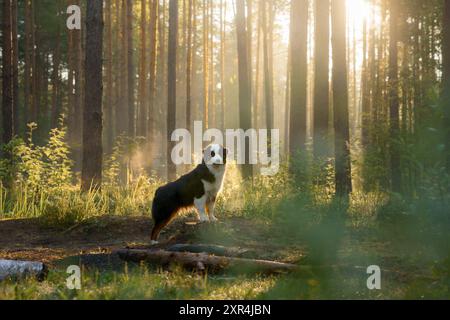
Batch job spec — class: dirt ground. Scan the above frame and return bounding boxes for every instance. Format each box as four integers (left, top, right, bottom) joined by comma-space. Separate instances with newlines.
1, 214, 444, 300
0, 216, 306, 270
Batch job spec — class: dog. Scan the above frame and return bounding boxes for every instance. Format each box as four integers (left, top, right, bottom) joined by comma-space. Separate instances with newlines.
150, 144, 228, 243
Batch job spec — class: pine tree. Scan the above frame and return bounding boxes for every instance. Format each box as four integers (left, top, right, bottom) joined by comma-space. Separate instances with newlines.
81, 0, 104, 191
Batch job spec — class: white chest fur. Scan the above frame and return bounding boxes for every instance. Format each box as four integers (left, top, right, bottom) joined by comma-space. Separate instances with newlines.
201, 167, 225, 201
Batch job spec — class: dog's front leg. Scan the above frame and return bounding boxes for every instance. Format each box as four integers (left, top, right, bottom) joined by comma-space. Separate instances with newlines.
206, 199, 218, 222
194, 196, 209, 222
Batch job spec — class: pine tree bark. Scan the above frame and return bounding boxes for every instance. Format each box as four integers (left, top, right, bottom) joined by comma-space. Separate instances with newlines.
127, 0, 135, 137
2, 0, 13, 145
50, 13, 62, 129
209, 0, 216, 127
186, 0, 193, 130
11, 0, 19, 135
203, 0, 209, 128
220, 0, 226, 130
81, 0, 104, 191
138, 0, 147, 137
31, 0, 38, 124
331, 0, 352, 197
236, 0, 253, 179
313, 0, 330, 159
262, 0, 274, 155
24, 0, 32, 126
105, 0, 113, 152
148, 0, 158, 138
74, 0, 83, 161
442, 0, 450, 172
361, 19, 370, 149
289, 0, 308, 157
167, 0, 178, 181
388, 0, 401, 192
117, 0, 129, 136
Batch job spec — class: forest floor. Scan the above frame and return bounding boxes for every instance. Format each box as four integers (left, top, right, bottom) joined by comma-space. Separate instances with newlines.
0, 215, 305, 267
0, 214, 447, 299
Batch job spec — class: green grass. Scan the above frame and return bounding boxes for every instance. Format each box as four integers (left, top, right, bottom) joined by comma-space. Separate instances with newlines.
1, 253, 447, 300
0, 266, 276, 300
0, 130, 449, 299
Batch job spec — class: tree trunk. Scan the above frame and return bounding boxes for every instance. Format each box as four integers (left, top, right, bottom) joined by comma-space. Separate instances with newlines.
209, 0, 216, 127
104, 0, 114, 152
31, 0, 38, 124
11, 0, 19, 136
186, 0, 193, 130
220, 0, 226, 130
236, 0, 253, 179
262, 0, 274, 156
81, 0, 104, 192
73, 0, 83, 167
289, 0, 308, 157
388, 0, 401, 192
203, 0, 209, 128
148, 0, 158, 139
50, 14, 62, 129
24, 0, 32, 126
0, 260, 48, 282
138, 0, 147, 138
443, 0, 450, 172
127, 0, 135, 137
117, 0, 129, 136
313, 0, 330, 159
116, 249, 297, 275
167, 0, 178, 182
2, 0, 13, 145
331, 0, 352, 197
361, 19, 370, 149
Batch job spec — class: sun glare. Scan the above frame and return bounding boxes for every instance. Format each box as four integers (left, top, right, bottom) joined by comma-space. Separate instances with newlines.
347, 0, 373, 22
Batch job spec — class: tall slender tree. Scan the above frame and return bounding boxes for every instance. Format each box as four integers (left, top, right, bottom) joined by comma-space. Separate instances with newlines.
24, 0, 33, 125
82, 0, 104, 191
2, 0, 13, 145
236, 0, 253, 179
331, 0, 352, 197
51, 7, 62, 129
220, 0, 226, 130
167, 0, 178, 181
138, 0, 147, 137
388, 0, 401, 192
127, 0, 135, 137
117, 0, 129, 136
148, 0, 158, 139
203, 0, 210, 128
11, 0, 19, 135
262, 0, 274, 155
289, 0, 308, 157
361, 18, 370, 149
186, 0, 194, 129
104, 0, 114, 152
443, 0, 450, 172
313, 0, 330, 159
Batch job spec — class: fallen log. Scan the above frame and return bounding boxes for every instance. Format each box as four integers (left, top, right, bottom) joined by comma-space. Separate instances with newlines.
115, 249, 435, 281
115, 249, 297, 275
167, 244, 249, 257
0, 260, 48, 282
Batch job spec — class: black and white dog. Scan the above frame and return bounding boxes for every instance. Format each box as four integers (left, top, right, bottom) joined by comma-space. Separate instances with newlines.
150, 144, 228, 243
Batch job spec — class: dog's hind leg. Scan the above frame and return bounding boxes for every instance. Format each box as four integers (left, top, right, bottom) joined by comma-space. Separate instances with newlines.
150, 218, 172, 243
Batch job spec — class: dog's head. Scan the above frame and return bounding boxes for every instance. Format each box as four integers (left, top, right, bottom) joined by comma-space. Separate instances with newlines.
203, 144, 228, 170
